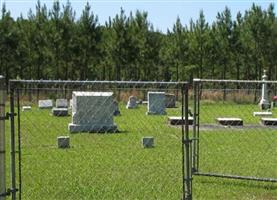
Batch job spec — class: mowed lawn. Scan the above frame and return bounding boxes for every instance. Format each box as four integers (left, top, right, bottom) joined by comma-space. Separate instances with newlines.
3, 102, 277, 200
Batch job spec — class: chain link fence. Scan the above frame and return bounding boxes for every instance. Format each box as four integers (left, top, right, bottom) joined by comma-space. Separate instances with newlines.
6, 80, 189, 200
192, 79, 277, 199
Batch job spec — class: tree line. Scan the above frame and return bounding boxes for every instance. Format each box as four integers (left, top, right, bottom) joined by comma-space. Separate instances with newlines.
0, 1, 277, 84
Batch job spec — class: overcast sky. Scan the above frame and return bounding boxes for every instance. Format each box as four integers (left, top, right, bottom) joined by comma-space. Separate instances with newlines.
2, 0, 275, 32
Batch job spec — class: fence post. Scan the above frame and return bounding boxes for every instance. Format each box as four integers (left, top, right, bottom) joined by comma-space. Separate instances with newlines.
182, 83, 192, 200
0, 75, 6, 200
9, 85, 17, 200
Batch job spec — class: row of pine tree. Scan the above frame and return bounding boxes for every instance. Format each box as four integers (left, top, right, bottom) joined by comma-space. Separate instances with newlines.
0, 1, 277, 83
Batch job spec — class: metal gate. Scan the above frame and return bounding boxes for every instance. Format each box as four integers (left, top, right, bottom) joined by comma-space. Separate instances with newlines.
2, 79, 191, 200
192, 79, 277, 199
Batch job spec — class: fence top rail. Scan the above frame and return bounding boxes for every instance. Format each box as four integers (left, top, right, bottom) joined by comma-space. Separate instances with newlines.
9, 79, 187, 88
193, 78, 277, 84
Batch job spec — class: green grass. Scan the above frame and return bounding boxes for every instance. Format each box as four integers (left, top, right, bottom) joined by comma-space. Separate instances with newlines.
3, 102, 277, 199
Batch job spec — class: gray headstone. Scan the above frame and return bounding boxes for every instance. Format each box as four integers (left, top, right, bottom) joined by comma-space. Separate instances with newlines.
142, 137, 154, 148
126, 96, 137, 109
165, 93, 176, 108
56, 99, 68, 108
57, 136, 70, 148
52, 108, 68, 116
113, 100, 120, 116
147, 92, 166, 115
38, 100, 53, 109
68, 92, 117, 133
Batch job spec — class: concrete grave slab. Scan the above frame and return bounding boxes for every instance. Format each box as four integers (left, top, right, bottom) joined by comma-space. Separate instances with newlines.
261, 118, 277, 126
168, 116, 194, 125
216, 117, 243, 126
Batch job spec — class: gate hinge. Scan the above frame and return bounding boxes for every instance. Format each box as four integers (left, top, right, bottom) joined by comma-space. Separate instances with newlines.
183, 139, 192, 144
0, 188, 19, 197
0, 188, 11, 197
0, 112, 17, 121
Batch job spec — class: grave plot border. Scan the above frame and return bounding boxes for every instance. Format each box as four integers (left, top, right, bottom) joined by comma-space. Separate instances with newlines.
192, 78, 277, 184
7, 79, 191, 200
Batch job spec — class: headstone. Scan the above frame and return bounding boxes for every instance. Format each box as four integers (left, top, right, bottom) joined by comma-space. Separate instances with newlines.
52, 108, 68, 116
272, 96, 277, 108
142, 137, 154, 148
253, 111, 272, 117
38, 100, 53, 109
56, 99, 68, 108
168, 116, 194, 125
69, 99, 73, 110
261, 117, 277, 126
142, 101, 148, 105
216, 117, 243, 126
165, 93, 176, 108
259, 70, 270, 110
147, 92, 166, 115
126, 96, 137, 109
57, 136, 70, 148
136, 99, 143, 104
113, 100, 120, 116
22, 106, 31, 111
68, 92, 117, 133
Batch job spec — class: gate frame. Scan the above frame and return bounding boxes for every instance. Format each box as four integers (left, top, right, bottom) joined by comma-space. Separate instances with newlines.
192, 78, 277, 183
0, 76, 6, 200
9, 79, 192, 200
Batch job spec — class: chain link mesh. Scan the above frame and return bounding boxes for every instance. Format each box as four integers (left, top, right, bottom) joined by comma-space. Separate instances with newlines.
9, 80, 187, 200
193, 80, 277, 199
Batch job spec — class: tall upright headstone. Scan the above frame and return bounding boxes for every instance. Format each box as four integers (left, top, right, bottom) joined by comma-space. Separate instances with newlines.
68, 92, 117, 133
165, 93, 176, 108
126, 96, 137, 109
147, 92, 166, 115
259, 70, 270, 110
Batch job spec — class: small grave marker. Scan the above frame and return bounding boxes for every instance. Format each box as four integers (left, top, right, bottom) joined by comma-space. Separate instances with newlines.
38, 100, 53, 109
57, 136, 70, 148
142, 137, 154, 148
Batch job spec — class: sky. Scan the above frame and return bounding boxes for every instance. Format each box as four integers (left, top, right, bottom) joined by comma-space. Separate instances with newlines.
1, 0, 276, 32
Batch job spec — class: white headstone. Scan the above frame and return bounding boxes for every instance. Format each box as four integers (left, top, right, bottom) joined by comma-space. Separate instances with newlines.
126, 96, 137, 109
69, 99, 73, 109
56, 99, 68, 108
259, 70, 270, 110
147, 92, 166, 115
68, 92, 117, 133
38, 100, 53, 109
22, 106, 31, 111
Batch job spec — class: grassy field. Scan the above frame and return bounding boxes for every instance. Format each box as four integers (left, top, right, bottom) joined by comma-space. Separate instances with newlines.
3, 101, 277, 200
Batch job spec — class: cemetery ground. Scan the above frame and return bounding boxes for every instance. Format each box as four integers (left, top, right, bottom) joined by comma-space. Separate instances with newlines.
3, 102, 277, 200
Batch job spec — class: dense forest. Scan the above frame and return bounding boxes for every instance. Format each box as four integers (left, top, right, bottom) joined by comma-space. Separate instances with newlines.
0, 1, 277, 84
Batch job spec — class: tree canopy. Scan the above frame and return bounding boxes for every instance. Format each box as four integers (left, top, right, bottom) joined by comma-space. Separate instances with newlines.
0, 1, 277, 83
